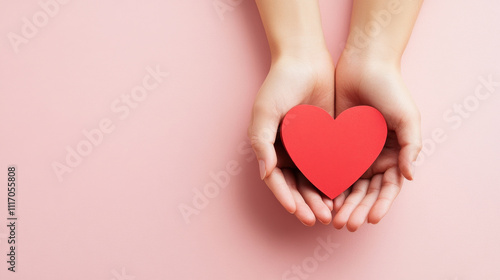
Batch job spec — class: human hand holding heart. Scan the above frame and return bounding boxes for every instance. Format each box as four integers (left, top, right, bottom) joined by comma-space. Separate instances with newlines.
251, 0, 422, 232
275, 98, 417, 232
249, 0, 422, 231
280, 105, 387, 200
326, 54, 422, 231
248, 51, 338, 226
249, 53, 422, 230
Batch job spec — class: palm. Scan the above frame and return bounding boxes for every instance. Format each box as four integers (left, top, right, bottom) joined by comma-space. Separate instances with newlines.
331, 56, 419, 231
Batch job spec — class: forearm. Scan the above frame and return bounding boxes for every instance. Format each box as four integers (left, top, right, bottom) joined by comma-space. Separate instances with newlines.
345, 0, 423, 64
255, 0, 328, 59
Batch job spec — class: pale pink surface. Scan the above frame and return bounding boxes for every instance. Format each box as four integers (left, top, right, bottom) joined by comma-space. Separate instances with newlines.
0, 1, 499, 279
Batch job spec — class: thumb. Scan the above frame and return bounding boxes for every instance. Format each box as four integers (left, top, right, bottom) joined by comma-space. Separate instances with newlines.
248, 102, 281, 180
396, 110, 422, 181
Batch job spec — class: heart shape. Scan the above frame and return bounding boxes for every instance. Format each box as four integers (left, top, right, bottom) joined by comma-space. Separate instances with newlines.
280, 105, 387, 199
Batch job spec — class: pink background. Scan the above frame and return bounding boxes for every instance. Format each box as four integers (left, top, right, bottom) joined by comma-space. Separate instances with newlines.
1, 0, 499, 279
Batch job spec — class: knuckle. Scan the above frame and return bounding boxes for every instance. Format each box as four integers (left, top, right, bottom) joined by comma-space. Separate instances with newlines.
415, 140, 423, 152
252, 100, 269, 115
249, 134, 263, 149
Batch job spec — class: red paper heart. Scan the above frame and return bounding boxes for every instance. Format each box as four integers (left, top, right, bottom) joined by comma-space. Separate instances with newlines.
280, 105, 387, 199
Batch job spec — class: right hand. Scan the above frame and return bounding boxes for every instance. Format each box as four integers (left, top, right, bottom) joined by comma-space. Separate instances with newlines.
331, 50, 422, 231
248, 50, 335, 226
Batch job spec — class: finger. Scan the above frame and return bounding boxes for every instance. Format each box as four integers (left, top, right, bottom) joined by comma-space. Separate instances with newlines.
361, 138, 399, 179
332, 188, 351, 212
297, 175, 332, 225
264, 168, 296, 214
332, 179, 369, 230
395, 109, 422, 181
367, 166, 404, 224
286, 171, 316, 226
248, 100, 281, 180
322, 197, 334, 212
347, 174, 383, 231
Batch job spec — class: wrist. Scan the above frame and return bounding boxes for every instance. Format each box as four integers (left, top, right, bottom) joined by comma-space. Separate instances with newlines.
341, 40, 402, 72
270, 45, 333, 74
337, 48, 402, 83
271, 39, 330, 63
256, 0, 328, 62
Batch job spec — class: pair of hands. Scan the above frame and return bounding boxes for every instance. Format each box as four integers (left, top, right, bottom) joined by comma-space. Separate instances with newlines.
248, 47, 422, 231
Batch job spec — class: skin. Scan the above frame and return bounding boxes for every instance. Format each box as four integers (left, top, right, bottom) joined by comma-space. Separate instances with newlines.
249, 0, 423, 230
249, 0, 335, 226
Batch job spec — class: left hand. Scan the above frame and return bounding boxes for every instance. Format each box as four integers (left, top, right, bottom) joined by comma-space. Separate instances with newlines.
332, 51, 422, 231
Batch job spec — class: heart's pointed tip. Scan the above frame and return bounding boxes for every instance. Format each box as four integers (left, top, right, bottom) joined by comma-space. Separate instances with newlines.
316, 187, 341, 202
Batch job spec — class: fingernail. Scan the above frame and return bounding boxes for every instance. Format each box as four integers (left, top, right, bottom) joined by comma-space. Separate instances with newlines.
410, 161, 416, 180
259, 160, 266, 180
